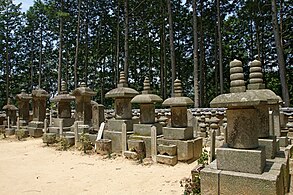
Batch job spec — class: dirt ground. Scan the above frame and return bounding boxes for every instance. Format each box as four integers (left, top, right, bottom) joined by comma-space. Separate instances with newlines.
0, 136, 197, 195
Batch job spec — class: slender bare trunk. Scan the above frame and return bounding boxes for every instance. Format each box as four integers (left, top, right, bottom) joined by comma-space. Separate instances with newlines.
57, 0, 64, 94
167, 0, 176, 96
124, 0, 129, 81
272, 0, 289, 106
192, 0, 199, 107
74, 0, 81, 88
115, 0, 120, 86
217, 0, 223, 94
39, 23, 43, 88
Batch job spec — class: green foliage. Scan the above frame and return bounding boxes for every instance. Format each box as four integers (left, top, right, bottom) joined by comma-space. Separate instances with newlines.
197, 149, 209, 165
79, 133, 92, 154
15, 129, 26, 141
0, 0, 292, 108
57, 137, 70, 151
180, 150, 209, 195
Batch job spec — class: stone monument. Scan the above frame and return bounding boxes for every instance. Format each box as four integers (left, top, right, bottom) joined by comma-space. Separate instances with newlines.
50, 81, 75, 132
16, 89, 32, 126
200, 59, 288, 195
71, 82, 96, 126
104, 71, 139, 152
128, 77, 163, 157
27, 87, 49, 137
157, 79, 202, 165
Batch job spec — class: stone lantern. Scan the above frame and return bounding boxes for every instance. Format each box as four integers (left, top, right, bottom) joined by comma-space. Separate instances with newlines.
104, 71, 139, 152
131, 77, 163, 133
105, 71, 139, 131
2, 98, 18, 126
71, 82, 96, 126
16, 89, 32, 126
157, 79, 202, 164
27, 87, 49, 137
129, 77, 163, 156
162, 79, 194, 140
51, 81, 75, 127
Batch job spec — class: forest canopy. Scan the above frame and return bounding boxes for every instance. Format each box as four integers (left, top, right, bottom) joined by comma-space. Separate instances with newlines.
0, 0, 292, 108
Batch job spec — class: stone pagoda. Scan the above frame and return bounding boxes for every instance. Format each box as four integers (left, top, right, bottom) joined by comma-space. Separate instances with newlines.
129, 77, 163, 157
157, 79, 202, 165
104, 71, 139, 152
16, 89, 32, 126
71, 82, 96, 127
201, 59, 289, 194
27, 87, 49, 137
2, 98, 18, 135
246, 60, 281, 159
50, 81, 75, 131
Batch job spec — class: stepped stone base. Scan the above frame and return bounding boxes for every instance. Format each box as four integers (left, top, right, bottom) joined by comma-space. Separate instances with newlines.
201, 158, 286, 195
157, 137, 202, 162
129, 134, 163, 157
28, 121, 44, 137
103, 130, 133, 153
157, 154, 177, 166
217, 145, 266, 174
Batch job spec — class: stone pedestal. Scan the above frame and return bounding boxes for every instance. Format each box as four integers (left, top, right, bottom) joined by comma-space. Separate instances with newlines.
28, 121, 44, 137
133, 123, 162, 136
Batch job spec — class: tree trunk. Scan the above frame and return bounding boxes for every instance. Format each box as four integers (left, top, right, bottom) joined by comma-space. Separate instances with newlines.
124, 0, 129, 81
199, 0, 205, 107
167, 0, 176, 96
192, 0, 199, 107
5, 28, 9, 101
57, 0, 64, 94
39, 23, 43, 88
85, 0, 89, 85
74, 0, 81, 88
217, 0, 223, 94
272, 0, 290, 106
115, 0, 120, 86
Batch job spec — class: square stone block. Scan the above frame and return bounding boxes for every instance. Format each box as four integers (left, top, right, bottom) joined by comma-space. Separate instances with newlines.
162, 126, 193, 140
158, 138, 199, 161
103, 130, 133, 153
200, 161, 220, 195
220, 165, 283, 195
95, 139, 112, 155
259, 137, 277, 159
128, 139, 145, 153
108, 119, 133, 132
133, 123, 162, 136
157, 154, 177, 166
193, 137, 203, 160
124, 151, 138, 160
129, 135, 163, 157
5, 128, 15, 136
217, 145, 266, 174
28, 128, 43, 138
277, 136, 289, 147
158, 144, 177, 156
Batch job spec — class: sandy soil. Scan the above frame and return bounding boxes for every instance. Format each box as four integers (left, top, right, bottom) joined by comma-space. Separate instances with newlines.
0, 137, 197, 195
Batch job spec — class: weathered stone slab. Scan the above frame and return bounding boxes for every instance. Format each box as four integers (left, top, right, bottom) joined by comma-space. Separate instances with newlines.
129, 134, 163, 157
216, 145, 266, 174
124, 151, 138, 159
157, 138, 201, 161
277, 137, 289, 147
259, 137, 277, 159
103, 130, 133, 153
162, 126, 193, 140
158, 144, 177, 156
200, 161, 220, 195
133, 123, 162, 136
108, 119, 133, 131
220, 167, 283, 195
95, 139, 112, 155
157, 154, 177, 166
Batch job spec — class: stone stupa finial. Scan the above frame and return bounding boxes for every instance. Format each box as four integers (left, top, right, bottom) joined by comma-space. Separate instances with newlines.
230, 59, 245, 93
